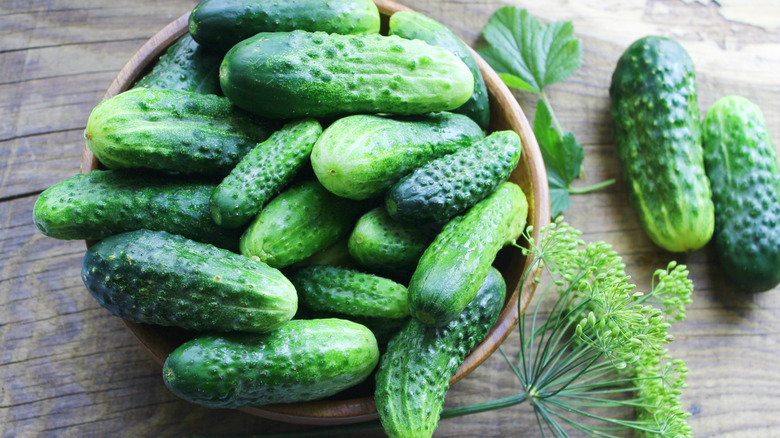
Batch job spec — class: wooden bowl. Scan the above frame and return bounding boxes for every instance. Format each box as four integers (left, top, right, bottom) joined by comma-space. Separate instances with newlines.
80, 0, 550, 426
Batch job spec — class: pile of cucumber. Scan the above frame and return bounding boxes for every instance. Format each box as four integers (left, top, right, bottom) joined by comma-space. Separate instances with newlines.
33, 0, 529, 435
611, 35, 780, 292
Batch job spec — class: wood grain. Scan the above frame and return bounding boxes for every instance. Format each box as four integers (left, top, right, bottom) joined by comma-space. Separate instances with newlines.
2, 0, 780, 437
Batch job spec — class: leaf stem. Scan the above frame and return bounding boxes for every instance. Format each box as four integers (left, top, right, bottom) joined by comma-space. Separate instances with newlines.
568, 179, 616, 194
540, 91, 564, 137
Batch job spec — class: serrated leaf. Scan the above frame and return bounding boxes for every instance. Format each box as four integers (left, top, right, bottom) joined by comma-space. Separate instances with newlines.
479, 6, 582, 93
533, 99, 584, 186
548, 177, 571, 219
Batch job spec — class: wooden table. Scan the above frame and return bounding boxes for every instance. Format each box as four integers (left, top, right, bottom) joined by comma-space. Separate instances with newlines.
2, 0, 779, 436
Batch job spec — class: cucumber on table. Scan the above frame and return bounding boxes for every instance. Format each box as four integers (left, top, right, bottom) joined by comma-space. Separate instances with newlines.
132, 33, 222, 94
702, 95, 780, 292
375, 267, 506, 438
388, 11, 490, 129
189, 0, 381, 52
163, 319, 379, 408
219, 31, 475, 119
210, 118, 322, 229
85, 88, 275, 176
81, 229, 297, 333
240, 180, 369, 268
610, 35, 714, 252
311, 112, 484, 200
386, 130, 522, 225
408, 181, 527, 326
33, 169, 238, 250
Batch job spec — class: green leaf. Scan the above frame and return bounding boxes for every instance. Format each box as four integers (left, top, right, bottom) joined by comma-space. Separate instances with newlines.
479, 6, 582, 93
548, 177, 571, 219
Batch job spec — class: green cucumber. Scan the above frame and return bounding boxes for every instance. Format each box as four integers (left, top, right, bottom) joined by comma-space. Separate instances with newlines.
375, 267, 506, 438
386, 130, 521, 225
290, 265, 409, 319
33, 170, 238, 250
610, 35, 714, 252
81, 229, 296, 333
408, 182, 526, 325
348, 207, 432, 275
289, 238, 357, 270
189, 0, 380, 52
240, 180, 368, 268
163, 319, 379, 408
388, 11, 489, 129
219, 31, 475, 119
702, 95, 780, 292
311, 113, 484, 200
133, 34, 222, 94
85, 88, 275, 176
210, 119, 322, 229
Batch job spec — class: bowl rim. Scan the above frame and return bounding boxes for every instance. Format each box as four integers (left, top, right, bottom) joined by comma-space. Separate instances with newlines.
80, 0, 550, 426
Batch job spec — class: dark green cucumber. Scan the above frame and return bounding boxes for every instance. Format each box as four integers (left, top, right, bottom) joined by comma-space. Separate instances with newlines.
702, 95, 780, 292
81, 229, 296, 333
388, 11, 489, 129
610, 35, 714, 252
32, 170, 238, 250
219, 31, 475, 119
163, 319, 379, 408
85, 88, 275, 176
210, 119, 322, 228
311, 113, 484, 199
375, 267, 506, 438
240, 180, 368, 268
348, 207, 432, 275
289, 238, 357, 270
408, 182, 526, 325
290, 265, 409, 319
132, 34, 222, 94
386, 130, 521, 224
189, 0, 380, 52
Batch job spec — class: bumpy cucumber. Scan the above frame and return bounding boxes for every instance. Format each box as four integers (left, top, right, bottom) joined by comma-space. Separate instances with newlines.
408, 182, 526, 325
375, 267, 506, 438
32, 170, 238, 250
210, 119, 322, 228
240, 180, 368, 268
610, 36, 714, 252
702, 96, 780, 292
290, 265, 409, 319
189, 0, 380, 52
219, 31, 474, 119
132, 34, 222, 94
348, 207, 432, 274
388, 11, 489, 129
386, 130, 521, 224
163, 319, 379, 408
81, 230, 296, 333
85, 88, 275, 176
311, 113, 484, 199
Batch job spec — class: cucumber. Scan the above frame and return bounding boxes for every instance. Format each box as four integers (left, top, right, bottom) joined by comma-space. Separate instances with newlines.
189, 0, 380, 52
81, 229, 296, 333
375, 267, 506, 438
311, 113, 484, 200
240, 180, 368, 268
388, 11, 489, 129
610, 35, 714, 252
85, 88, 275, 176
702, 95, 780, 292
348, 207, 432, 275
163, 319, 379, 408
33, 170, 238, 250
210, 119, 322, 229
408, 182, 526, 325
219, 31, 475, 119
290, 265, 409, 319
289, 238, 357, 270
386, 130, 521, 225
132, 34, 222, 94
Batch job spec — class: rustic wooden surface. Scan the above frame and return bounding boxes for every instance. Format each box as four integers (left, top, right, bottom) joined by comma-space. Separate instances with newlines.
1, 0, 779, 437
